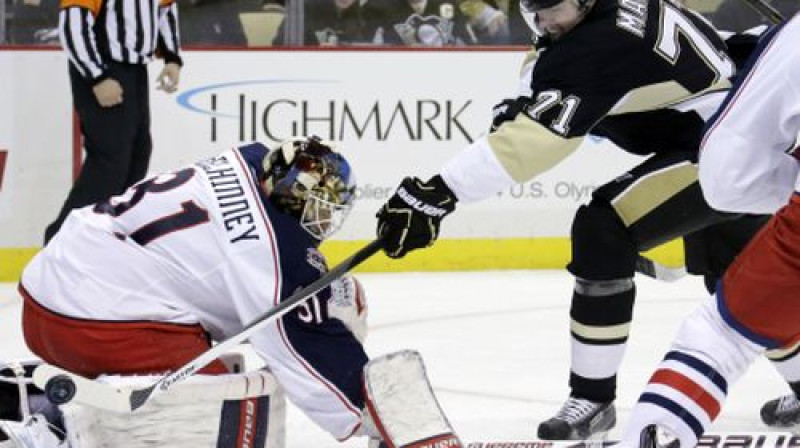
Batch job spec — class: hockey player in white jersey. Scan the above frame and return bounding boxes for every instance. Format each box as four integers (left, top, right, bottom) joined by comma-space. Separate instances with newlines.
1, 137, 462, 448
615, 13, 800, 448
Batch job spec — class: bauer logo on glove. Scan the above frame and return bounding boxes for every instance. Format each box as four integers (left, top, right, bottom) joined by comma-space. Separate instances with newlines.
376, 175, 456, 259
396, 186, 452, 217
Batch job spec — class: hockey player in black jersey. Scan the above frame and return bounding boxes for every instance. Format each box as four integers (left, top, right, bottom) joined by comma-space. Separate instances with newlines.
375, 0, 773, 441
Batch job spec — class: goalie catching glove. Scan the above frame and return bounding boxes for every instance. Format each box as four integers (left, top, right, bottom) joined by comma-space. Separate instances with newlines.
376, 175, 456, 259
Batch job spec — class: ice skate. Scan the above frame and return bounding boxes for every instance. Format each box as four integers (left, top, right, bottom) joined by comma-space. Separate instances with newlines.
761, 394, 800, 427
537, 397, 615, 440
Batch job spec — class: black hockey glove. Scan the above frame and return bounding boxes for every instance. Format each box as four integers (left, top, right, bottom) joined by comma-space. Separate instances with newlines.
376, 175, 457, 259
490, 97, 532, 133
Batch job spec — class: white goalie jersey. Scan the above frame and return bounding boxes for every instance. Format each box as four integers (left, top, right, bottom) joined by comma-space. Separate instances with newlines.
23, 147, 284, 340
20, 143, 369, 440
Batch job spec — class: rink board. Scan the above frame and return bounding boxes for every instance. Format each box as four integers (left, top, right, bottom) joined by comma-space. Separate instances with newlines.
0, 48, 682, 280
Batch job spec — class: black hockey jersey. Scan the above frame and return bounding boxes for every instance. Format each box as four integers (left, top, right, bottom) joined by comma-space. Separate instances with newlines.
440, 0, 735, 201
530, 0, 734, 154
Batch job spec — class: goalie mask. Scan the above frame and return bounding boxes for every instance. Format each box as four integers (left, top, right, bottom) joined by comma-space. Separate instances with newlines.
262, 136, 356, 241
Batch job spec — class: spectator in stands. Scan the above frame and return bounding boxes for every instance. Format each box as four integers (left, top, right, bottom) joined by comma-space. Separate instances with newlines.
459, 0, 509, 43
368, 0, 476, 45
177, 0, 255, 46
711, 0, 799, 31
459, 0, 533, 44
6, 0, 59, 44
272, 0, 383, 46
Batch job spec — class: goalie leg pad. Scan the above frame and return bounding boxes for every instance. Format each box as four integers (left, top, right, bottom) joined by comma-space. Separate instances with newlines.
61, 368, 286, 448
363, 350, 462, 448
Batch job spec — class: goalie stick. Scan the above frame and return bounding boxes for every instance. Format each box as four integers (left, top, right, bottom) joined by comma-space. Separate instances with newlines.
34, 238, 384, 413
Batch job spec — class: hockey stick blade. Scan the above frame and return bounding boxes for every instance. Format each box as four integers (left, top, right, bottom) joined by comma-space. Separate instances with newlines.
33, 364, 132, 413
34, 238, 384, 412
635, 255, 687, 282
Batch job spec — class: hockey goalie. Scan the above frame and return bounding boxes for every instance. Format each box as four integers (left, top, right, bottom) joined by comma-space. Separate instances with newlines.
0, 137, 462, 448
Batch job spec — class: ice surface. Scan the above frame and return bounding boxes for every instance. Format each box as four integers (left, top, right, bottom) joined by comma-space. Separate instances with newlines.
0, 271, 788, 447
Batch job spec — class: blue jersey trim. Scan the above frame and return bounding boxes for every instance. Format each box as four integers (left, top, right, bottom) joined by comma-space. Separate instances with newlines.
715, 285, 780, 349
663, 351, 727, 393
639, 392, 704, 438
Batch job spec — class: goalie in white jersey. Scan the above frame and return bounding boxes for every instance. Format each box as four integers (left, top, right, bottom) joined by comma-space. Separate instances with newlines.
3, 137, 462, 448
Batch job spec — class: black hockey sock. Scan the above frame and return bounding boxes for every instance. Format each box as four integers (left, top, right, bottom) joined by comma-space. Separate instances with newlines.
569, 373, 616, 403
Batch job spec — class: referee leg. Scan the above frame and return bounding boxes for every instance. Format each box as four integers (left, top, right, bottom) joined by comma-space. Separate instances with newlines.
45, 63, 150, 243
